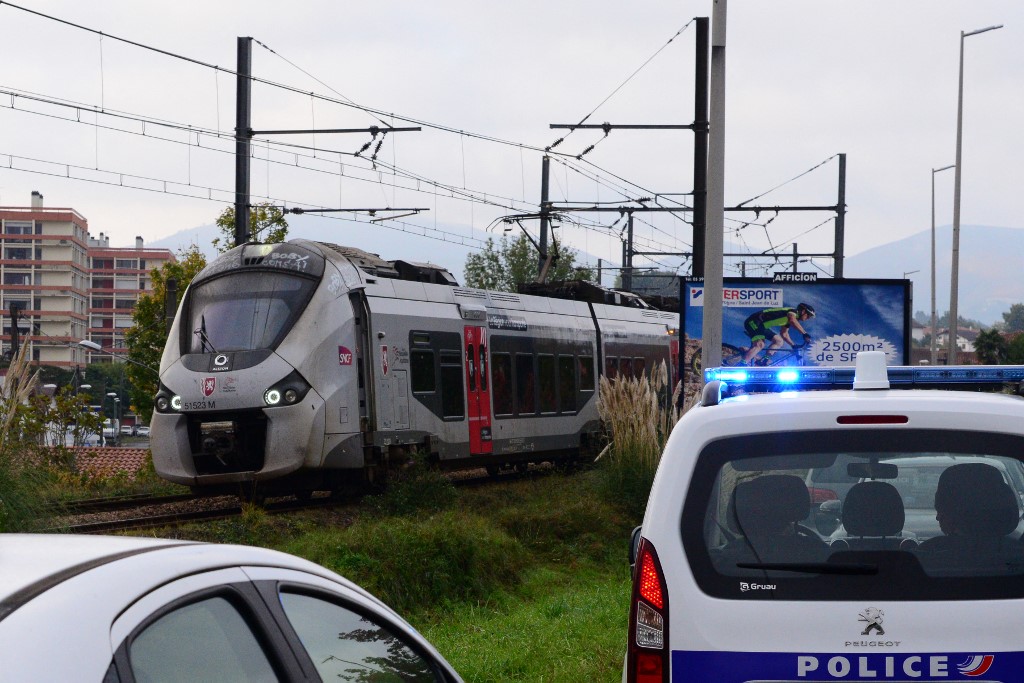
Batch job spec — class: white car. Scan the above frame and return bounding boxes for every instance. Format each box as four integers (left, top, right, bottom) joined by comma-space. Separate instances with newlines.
136, 425, 150, 437
626, 353, 1024, 682
0, 534, 462, 682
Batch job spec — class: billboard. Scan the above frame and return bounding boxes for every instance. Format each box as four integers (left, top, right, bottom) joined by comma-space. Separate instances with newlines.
681, 275, 911, 380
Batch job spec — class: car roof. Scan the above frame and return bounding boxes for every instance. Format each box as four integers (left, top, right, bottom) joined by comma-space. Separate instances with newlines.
0, 534, 366, 611
0, 535, 189, 602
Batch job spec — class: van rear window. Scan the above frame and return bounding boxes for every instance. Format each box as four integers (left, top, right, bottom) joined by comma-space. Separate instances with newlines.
682, 429, 1024, 601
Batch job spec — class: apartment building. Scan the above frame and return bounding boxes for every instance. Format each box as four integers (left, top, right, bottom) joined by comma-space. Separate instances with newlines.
0, 192, 174, 367
87, 232, 173, 362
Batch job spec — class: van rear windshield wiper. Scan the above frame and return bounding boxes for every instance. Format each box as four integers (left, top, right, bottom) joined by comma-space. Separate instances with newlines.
736, 562, 878, 575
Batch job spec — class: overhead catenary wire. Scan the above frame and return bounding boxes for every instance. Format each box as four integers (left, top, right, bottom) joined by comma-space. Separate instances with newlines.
0, 150, 490, 249
0, 88, 541, 217
546, 19, 694, 152
0, 1, 833, 268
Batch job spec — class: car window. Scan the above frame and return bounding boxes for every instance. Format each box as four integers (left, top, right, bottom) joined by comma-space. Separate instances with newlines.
681, 429, 1024, 601
279, 590, 440, 682
129, 596, 278, 682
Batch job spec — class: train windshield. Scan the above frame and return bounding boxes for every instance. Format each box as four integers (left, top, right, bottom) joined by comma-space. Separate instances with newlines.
186, 271, 317, 352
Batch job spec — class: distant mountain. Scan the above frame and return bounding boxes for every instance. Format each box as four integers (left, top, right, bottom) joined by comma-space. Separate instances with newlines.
844, 224, 1024, 326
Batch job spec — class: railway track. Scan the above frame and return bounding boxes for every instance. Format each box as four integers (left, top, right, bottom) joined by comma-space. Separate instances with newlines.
57, 465, 554, 534
53, 492, 198, 515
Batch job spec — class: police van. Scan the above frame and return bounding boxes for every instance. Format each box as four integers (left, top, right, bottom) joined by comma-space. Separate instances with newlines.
626, 352, 1024, 682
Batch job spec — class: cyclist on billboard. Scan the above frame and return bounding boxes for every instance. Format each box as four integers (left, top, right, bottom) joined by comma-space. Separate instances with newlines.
741, 303, 815, 365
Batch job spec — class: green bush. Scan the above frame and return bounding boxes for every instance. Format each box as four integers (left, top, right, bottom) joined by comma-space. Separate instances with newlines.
365, 456, 458, 516
285, 511, 528, 613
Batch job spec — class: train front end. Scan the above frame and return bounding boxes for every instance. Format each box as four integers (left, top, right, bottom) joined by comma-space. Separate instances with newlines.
151, 241, 355, 493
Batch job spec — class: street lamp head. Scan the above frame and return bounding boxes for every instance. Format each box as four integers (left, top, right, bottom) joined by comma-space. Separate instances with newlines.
964, 24, 1004, 38
78, 340, 102, 352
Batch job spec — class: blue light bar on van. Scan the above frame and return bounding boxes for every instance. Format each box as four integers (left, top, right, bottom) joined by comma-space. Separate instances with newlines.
704, 365, 1024, 389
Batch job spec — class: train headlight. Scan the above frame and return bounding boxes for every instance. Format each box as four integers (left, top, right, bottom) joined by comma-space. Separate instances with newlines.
156, 396, 170, 412
262, 370, 313, 409
170, 395, 182, 411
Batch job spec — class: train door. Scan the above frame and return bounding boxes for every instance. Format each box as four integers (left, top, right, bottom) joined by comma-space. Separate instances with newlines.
464, 326, 493, 455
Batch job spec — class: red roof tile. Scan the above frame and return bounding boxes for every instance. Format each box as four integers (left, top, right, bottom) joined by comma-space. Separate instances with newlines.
74, 447, 150, 479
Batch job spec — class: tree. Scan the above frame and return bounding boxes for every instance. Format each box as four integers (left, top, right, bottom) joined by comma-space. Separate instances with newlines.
973, 328, 1008, 365
1002, 303, 1024, 333
211, 202, 289, 253
463, 232, 594, 292
934, 310, 984, 330
124, 245, 208, 419
1007, 334, 1024, 364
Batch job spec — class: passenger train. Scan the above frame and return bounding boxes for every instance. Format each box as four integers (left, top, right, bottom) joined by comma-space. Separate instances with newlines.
151, 240, 679, 497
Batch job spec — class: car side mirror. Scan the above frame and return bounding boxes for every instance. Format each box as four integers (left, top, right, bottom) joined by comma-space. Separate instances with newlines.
815, 499, 842, 536
629, 525, 643, 569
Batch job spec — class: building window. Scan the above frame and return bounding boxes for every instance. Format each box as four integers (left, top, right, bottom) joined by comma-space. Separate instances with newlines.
116, 259, 137, 269
4, 248, 30, 260
3, 273, 31, 285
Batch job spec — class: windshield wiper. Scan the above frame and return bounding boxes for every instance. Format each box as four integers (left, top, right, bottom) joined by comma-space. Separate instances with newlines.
194, 314, 217, 354
736, 562, 878, 575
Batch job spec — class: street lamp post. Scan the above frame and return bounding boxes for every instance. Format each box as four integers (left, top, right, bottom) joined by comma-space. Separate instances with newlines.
76, 340, 158, 375
106, 391, 118, 446
931, 164, 955, 365
949, 24, 1002, 365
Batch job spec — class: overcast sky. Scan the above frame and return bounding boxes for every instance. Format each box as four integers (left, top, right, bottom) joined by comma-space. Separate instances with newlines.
0, 1, 1020, 279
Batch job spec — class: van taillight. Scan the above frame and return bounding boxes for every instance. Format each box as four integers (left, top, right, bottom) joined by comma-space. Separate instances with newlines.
628, 538, 668, 683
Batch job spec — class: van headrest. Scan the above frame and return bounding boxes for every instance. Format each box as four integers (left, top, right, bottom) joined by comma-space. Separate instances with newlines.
843, 480, 905, 537
935, 463, 1020, 536
732, 474, 810, 536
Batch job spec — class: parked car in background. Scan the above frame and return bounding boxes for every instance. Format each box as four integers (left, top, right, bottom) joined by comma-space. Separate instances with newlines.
136, 425, 150, 437
0, 535, 462, 681
120, 425, 135, 437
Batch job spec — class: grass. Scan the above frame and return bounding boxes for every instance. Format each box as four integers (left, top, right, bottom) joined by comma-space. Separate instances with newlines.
135, 468, 638, 681
20, 368, 688, 679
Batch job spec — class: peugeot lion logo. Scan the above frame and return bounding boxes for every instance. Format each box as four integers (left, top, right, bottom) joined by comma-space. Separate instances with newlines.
858, 608, 884, 636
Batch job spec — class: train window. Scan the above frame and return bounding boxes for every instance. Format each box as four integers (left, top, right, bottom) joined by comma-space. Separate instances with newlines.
479, 342, 488, 391
538, 355, 556, 414
412, 332, 431, 345
492, 353, 513, 416
579, 356, 595, 392
439, 351, 464, 420
185, 272, 316, 352
605, 356, 618, 380
467, 344, 476, 392
634, 357, 646, 378
619, 357, 633, 378
558, 356, 576, 413
411, 350, 435, 393
515, 354, 536, 415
